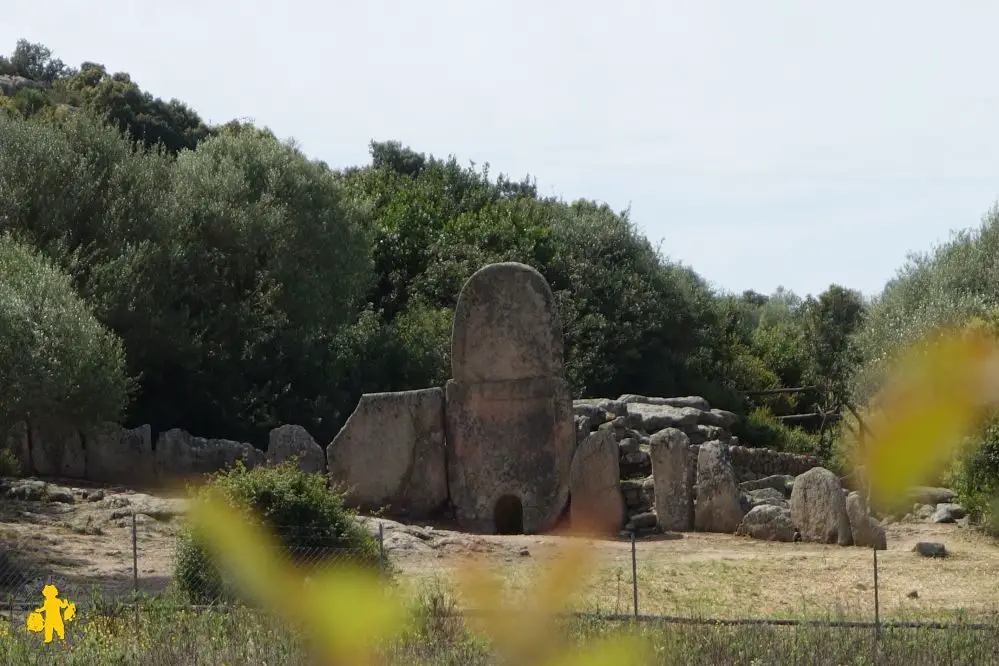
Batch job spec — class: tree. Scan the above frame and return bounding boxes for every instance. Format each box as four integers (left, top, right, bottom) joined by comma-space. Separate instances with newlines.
0, 40, 72, 82
152, 130, 373, 441
0, 234, 132, 433
801, 284, 865, 396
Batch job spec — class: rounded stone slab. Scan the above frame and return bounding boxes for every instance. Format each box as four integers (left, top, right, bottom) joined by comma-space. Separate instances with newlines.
450, 262, 564, 383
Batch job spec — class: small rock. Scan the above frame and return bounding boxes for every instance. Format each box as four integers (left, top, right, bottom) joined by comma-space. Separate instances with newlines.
914, 504, 935, 521
913, 542, 948, 558
518, 548, 530, 557
907, 590, 919, 599
46, 490, 75, 504
930, 503, 966, 524
618, 438, 640, 455
629, 511, 658, 530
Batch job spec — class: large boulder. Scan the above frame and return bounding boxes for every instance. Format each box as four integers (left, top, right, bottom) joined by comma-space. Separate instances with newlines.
266, 425, 325, 473
649, 428, 692, 531
84, 423, 156, 485
790, 467, 853, 546
746, 487, 789, 509
328, 388, 448, 519
736, 505, 796, 542
154, 429, 263, 482
627, 403, 701, 432
845, 491, 887, 550
618, 395, 711, 411
693, 441, 743, 533
907, 486, 956, 506
931, 503, 966, 524
30, 422, 86, 479
445, 263, 574, 534
569, 430, 624, 534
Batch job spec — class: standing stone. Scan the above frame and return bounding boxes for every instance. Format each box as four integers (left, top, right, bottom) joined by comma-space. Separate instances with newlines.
266, 425, 326, 473
328, 388, 447, 518
30, 422, 86, 479
84, 423, 156, 485
845, 491, 887, 550
650, 428, 692, 531
154, 429, 263, 482
693, 441, 743, 533
569, 430, 624, 535
790, 467, 853, 546
446, 262, 574, 534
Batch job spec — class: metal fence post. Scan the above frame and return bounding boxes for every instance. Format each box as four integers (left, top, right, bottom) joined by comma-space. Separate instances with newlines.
873, 545, 881, 641
631, 532, 638, 618
378, 522, 385, 576
132, 512, 139, 630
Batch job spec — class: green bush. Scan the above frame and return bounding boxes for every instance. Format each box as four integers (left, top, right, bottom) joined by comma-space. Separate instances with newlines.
736, 407, 822, 456
0, 448, 20, 477
0, 234, 132, 433
173, 461, 381, 604
947, 417, 999, 536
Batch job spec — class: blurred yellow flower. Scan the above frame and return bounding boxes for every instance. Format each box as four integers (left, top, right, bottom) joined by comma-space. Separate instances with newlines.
853, 326, 999, 509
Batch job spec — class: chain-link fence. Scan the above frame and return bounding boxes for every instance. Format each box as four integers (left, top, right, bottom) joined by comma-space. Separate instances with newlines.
1, 510, 997, 640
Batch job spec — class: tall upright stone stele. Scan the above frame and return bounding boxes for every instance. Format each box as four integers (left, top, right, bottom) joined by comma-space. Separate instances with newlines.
445, 262, 574, 534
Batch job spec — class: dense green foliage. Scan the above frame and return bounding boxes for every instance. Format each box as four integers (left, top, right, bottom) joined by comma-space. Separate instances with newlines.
173, 461, 379, 603
0, 235, 131, 433
851, 208, 999, 528
0, 39, 866, 454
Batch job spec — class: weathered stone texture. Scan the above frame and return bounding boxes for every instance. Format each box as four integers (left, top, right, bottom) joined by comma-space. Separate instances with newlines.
84, 423, 156, 485
445, 262, 573, 534
790, 467, 853, 546
30, 422, 86, 479
737, 505, 796, 542
650, 427, 692, 531
693, 441, 743, 533
154, 429, 263, 481
569, 430, 624, 534
266, 425, 325, 474
846, 491, 887, 550
328, 388, 447, 518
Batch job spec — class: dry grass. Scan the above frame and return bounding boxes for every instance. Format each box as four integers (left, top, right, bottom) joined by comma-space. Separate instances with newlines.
391, 522, 999, 623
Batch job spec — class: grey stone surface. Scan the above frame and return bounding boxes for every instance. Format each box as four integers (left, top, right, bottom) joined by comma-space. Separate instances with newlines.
154, 429, 263, 481
650, 427, 692, 531
266, 425, 325, 473
328, 388, 447, 518
445, 263, 573, 533
693, 441, 743, 533
30, 422, 86, 479
736, 505, 796, 542
846, 491, 887, 550
569, 430, 624, 534
790, 467, 853, 546
84, 423, 156, 485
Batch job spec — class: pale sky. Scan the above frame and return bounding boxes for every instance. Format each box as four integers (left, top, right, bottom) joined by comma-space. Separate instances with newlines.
5, 1, 999, 299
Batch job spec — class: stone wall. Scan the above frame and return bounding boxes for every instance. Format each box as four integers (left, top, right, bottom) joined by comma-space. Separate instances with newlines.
572, 395, 823, 534
3, 420, 325, 488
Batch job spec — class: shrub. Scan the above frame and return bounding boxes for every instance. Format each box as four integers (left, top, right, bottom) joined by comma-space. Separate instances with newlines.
736, 407, 822, 456
947, 416, 999, 536
173, 461, 381, 604
0, 234, 132, 434
0, 448, 19, 477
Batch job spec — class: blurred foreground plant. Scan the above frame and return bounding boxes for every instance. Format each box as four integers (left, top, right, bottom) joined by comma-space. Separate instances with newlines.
189, 494, 649, 665
850, 326, 999, 511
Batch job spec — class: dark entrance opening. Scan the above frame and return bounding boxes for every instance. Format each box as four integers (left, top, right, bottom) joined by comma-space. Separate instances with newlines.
494, 494, 524, 534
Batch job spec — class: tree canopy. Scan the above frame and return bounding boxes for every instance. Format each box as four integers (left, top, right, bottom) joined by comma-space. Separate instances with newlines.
0, 39, 869, 453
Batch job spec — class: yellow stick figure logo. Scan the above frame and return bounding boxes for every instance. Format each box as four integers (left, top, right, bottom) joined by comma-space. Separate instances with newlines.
26, 584, 76, 643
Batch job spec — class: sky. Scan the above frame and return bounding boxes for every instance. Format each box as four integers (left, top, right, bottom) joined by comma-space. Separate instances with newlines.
4, 1, 999, 299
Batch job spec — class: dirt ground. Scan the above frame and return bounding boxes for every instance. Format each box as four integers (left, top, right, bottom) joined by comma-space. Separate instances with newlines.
2, 476, 998, 622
